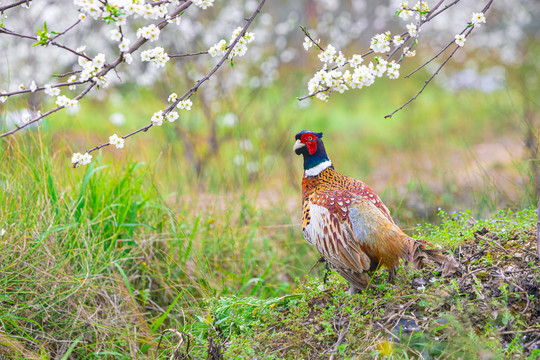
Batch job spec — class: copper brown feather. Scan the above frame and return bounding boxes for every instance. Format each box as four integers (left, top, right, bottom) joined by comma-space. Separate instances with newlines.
294, 130, 459, 294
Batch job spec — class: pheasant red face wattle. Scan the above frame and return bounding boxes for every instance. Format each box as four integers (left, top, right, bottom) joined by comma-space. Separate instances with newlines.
300, 133, 318, 155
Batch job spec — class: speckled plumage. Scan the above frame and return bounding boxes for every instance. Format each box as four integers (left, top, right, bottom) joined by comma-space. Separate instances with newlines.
294, 130, 454, 292
302, 166, 409, 290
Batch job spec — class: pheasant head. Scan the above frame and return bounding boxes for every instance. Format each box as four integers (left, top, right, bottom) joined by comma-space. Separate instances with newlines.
293, 130, 332, 176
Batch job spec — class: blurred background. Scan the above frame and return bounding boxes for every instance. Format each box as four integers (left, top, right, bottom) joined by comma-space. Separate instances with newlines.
1, 0, 539, 309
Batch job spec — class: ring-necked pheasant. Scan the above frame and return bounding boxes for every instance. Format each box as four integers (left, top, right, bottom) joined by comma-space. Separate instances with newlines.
293, 130, 457, 294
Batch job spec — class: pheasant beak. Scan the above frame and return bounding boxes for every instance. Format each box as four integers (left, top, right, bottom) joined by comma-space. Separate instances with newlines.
293, 139, 306, 154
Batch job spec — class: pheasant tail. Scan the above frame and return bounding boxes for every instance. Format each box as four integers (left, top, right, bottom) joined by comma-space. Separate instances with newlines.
403, 236, 461, 277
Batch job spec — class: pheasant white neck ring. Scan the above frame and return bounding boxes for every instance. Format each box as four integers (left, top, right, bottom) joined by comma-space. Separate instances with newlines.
305, 160, 332, 177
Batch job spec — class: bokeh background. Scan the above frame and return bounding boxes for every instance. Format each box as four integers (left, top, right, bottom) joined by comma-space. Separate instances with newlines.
0, 0, 539, 356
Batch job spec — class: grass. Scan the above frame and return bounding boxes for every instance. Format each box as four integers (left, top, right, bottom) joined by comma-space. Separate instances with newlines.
190, 208, 539, 359
0, 66, 539, 357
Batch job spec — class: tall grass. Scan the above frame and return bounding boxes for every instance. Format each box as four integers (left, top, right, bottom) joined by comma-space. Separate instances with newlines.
0, 132, 312, 358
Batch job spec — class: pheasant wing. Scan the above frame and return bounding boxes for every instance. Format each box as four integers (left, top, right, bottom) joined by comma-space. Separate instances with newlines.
304, 202, 372, 286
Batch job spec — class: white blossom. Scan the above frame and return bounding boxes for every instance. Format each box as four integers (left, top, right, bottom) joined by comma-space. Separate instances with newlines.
166, 111, 179, 122
349, 54, 363, 68
109, 134, 125, 149
316, 92, 328, 102
136, 24, 160, 42
398, 2, 413, 20
414, 1, 430, 19
124, 53, 133, 64
21, 112, 31, 123
370, 32, 391, 53
335, 51, 347, 67
151, 110, 164, 126
351, 65, 375, 88
56, 95, 75, 108
399, 9, 413, 20
303, 37, 313, 51
406, 23, 418, 37
30, 81, 37, 92
0, 228, 5, 237
471, 12, 486, 27
68, 75, 77, 90
405, 49, 416, 57
208, 39, 226, 58
44, 85, 60, 97
119, 38, 131, 52
72, 152, 92, 166
387, 61, 400, 79
93, 53, 106, 69
168, 93, 178, 102
140, 47, 169, 67
177, 99, 192, 110
228, 28, 254, 58
318, 44, 336, 63
455, 34, 466, 47
393, 35, 405, 47
110, 29, 121, 41
192, 0, 214, 9
370, 58, 388, 78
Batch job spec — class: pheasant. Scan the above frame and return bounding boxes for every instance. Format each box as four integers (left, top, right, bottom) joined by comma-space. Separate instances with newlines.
293, 130, 457, 294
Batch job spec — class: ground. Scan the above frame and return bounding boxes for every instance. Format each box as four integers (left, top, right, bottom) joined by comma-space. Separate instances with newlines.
157, 209, 540, 359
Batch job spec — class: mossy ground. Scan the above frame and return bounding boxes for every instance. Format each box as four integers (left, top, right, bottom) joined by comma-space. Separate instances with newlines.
170, 209, 540, 360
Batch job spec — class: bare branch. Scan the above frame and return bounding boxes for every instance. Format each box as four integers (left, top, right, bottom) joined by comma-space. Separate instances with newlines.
0, 83, 96, 137
74, 0, 268, 166
300, 26, 325, 52
0, 0, 29, 13
170, 51, 208, 58
0, 1, 194, 138
385, 0, 495, 118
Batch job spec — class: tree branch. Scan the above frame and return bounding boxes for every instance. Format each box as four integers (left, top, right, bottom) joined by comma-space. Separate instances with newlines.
0, 0, 29, 12
74, 0, 267, 166
385, 0, 495, 119
0, 1, 194, 138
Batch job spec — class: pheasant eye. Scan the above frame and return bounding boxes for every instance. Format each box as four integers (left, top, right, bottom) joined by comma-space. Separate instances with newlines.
307, 136, 313, 141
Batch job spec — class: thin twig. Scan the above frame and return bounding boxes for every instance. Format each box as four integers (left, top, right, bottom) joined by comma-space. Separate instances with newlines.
385, 0, 495, 118
300, 26, 325, 52
0, 1, 194, 139
384, 36, 467, 119
0, 26, 92, 61
169, 50, 208, 58
75, 0, 267, 165
0, 83, 96, 137
0, 0, 29, 12
0, 79, 87, 97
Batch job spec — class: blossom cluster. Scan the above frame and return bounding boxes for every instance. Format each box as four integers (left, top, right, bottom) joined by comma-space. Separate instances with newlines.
74, 0, 214, 25
306, 46, 401, 101
137, 24, 160, 42
75, 0, 180, 22
398, 1, 430, 21
4, 0, 258, 169
71, 152, 92, 166
55, 95, 78, 110
109, 134, 125, 149
304, 5, 487, 102
78, 51, 110, 87
208, 28, 255, 58
141, 47, 170, 68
